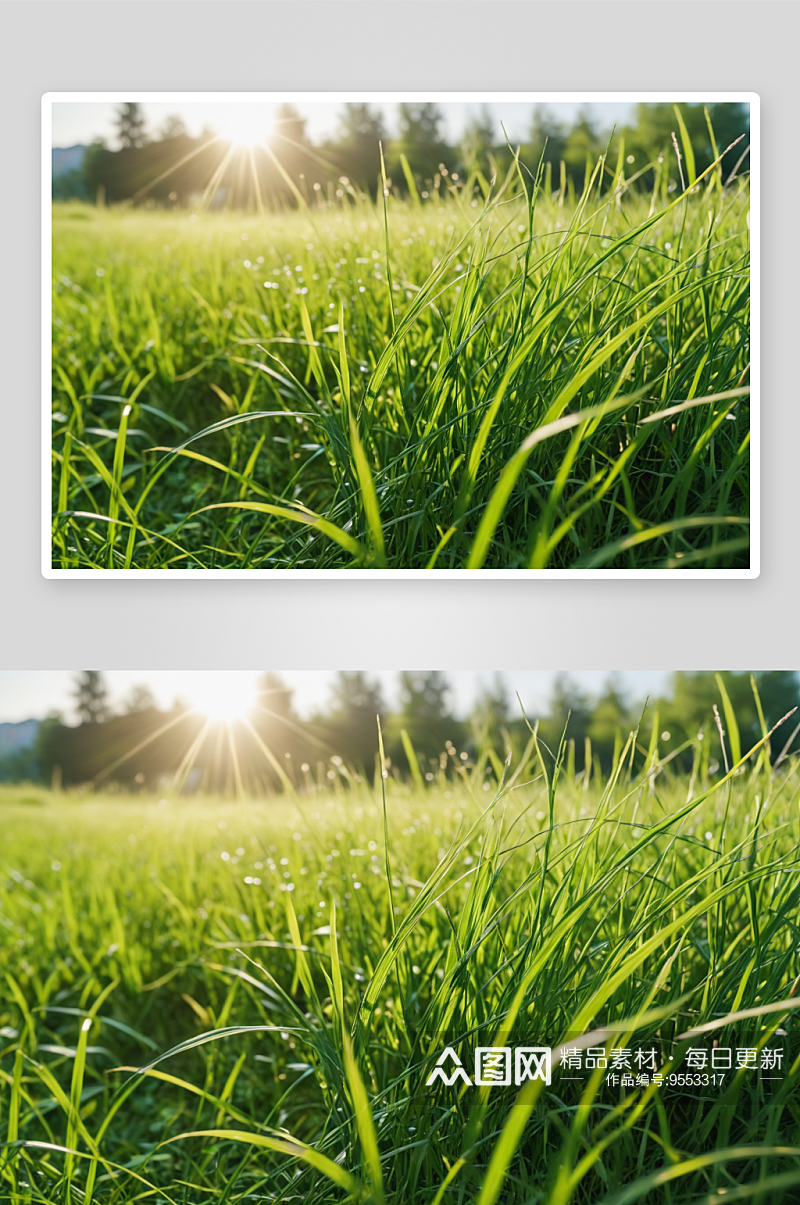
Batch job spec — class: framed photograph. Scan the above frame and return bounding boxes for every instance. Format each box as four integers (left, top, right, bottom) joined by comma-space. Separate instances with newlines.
2, 667, 797, 1203
43, 92, 758, 577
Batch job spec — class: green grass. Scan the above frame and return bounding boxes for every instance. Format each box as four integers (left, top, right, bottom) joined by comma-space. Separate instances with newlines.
50, 151, 751, 571
1, 703, 798, 1203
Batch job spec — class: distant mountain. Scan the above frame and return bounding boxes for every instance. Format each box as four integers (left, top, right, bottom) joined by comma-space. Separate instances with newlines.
0, 720, 40, 755
52, 145, 87, 178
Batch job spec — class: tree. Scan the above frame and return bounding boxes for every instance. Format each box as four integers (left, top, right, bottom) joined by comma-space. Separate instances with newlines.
248, 673, 304, 784
320, 672, 385, 771
332, 103, 386, 192
396, 103, 448, 182
73, 671, 110, 725
460, 105, 495, 176
751, 672, 800, 733
662, 671, 747, 746
705, 102, 750, 178
538, 674, 594, 770
658, 671, 799, 763
272, 103, 307, 147
256, 672, 295, 721
470, 674, 510, 750
390, 672, 466, 769
115, 102, 148, 149
328, 672, 384, 719
587, 675, 631, 767
526, 106, 567, 174
338, 102, 386, 145
34, 713, 66, 788
159, 114, 188, 142
619, 102, 750, 189
82, 139, 111, 205
34, 703, 202, 791
0, 742, 41, 784
124, 683, 157, 714
398, 671, 450, 718
563, 107, 600, 183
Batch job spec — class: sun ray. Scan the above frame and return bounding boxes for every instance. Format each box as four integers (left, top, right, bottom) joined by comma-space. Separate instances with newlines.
171, 717, 212, 795
72, 691, 330, 800
90, 708, 196, 785
251, 703, 331, 755
185, 673, 258, 724
248, 144, 265, 216
240, 715, 337, 854
199, 142, 238, 212
212, 108, 271, 148
242, 715, 296, 795
129, 134, 224, 205
226, 721, 245, 800
234, 146, 248, 202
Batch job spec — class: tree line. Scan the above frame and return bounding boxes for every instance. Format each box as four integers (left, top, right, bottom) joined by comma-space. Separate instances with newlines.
53, 100, 750, 208
1, 669, 795, 794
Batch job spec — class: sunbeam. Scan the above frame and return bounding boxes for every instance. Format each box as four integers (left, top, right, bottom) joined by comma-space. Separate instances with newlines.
187, 673, 258, 724
212, 107, 271, 148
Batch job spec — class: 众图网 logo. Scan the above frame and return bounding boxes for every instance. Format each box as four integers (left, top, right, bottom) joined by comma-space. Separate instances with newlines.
426, 1046, 552, 1087
424, 1041, 786, 1091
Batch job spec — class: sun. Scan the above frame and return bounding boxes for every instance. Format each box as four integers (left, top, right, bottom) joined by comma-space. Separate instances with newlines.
186, 672, 258, 724
213, 106, 271, 148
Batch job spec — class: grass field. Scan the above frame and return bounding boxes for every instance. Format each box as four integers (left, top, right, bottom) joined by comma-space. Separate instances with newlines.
2, 705, 798, 1203
50, 152, 751, 571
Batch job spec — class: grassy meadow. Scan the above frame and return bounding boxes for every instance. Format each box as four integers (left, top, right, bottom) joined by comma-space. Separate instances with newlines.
2, 706, 799, 1203
50, 150, 751, 571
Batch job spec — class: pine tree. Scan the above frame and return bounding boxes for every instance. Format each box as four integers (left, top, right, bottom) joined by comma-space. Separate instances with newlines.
397, 103, 447, 181
273, 103, 307, 146
256, 672, 295, 720
73, 671, 110, 725
460, 105, 495, 174
115, 103, 148, 149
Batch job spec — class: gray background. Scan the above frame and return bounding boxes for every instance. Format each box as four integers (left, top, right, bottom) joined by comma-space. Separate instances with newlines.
1, 1, 793, 672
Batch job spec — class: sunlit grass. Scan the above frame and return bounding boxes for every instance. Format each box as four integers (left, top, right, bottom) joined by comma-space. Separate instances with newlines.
1, 700, 798, 1203
50, 153, 751, 571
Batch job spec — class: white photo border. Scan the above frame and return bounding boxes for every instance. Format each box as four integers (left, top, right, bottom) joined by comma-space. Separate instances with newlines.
42, 91, 760, 580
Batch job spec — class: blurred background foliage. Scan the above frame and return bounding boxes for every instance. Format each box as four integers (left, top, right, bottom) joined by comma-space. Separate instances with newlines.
1, 669, 796, 793
52, 100, 750, 208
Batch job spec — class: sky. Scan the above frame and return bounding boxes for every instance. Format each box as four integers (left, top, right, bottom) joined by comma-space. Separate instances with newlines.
50, 100, 636, 150
0, 670, 671, 726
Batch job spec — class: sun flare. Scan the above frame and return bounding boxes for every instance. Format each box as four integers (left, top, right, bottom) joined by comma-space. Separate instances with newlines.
213, 106, 271, 148
185, 672, 258, 723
